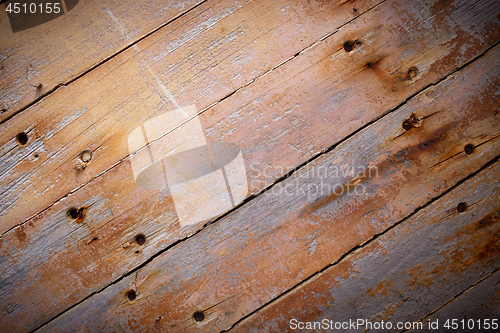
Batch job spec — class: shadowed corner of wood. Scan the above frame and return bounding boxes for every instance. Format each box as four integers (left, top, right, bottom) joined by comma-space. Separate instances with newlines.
299, 171, 373, 217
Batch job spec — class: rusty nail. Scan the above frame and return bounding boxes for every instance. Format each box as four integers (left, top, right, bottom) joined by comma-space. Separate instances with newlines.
402, 113, 422, 131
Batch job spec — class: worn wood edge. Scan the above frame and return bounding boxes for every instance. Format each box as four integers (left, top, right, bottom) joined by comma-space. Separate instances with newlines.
0, 0, 208, 122
0, 0, 388, 233
227, 162, 500, 332
31, 44, 500, 332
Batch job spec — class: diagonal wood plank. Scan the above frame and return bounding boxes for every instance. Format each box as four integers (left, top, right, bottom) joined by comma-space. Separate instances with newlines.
229, 162, 500, 332
0, 0, 206, 122
0, 0, 385, 234
35, 43, 500, 332
1, 0, 499, 331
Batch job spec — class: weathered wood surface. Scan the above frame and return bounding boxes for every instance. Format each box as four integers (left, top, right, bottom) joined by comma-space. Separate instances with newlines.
409, 270, 500, 333
230, 162, 500, 333
0, 0, 499, 332
0, 0, 205, 122
0, 0, 387, 233
1, 0, 499, 331
35, 43, 500, 332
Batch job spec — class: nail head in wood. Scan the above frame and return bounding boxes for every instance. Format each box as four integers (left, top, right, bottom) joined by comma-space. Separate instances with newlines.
193, 311, 205, 322
402, 120, 412, 131
16, 132, 28, 146
464, 144, 474, 155
135, 234, 146, 246
126, 290, 136, 301
68, 208, 79, 219
80, 150, 92, 163
407, 66, 418, 80
343, 40, 356, 52
68, 207, 85, 221
457, 202, 467, 213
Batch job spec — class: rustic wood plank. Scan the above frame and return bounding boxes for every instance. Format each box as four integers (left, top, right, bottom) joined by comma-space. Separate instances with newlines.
34, 43, 500, 332
0, 0, 386, 234
0, 0, 205, 121
409, 270, 500, 332
229, 163, 500, 333
2, 0, 499, 330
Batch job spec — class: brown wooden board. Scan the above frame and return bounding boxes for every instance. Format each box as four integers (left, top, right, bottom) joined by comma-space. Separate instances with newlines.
0, 0, 205, 122
0, 0, 387, 234
1, 0, 499, 331
229, 163, 500, 333
409, 270, 500, 333
33, 43, 500, 332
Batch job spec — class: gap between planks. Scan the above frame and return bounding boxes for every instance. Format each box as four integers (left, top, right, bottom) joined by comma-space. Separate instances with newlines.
30, 40, 500, 332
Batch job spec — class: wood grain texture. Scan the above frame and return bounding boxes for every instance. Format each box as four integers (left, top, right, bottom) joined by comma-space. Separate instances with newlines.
1, 0, 499, 331
409, 270, 500, 332
230, 163, 500, 333
34, 43, 500, 332
0, 0, 385, 234
0, 0, 205, 122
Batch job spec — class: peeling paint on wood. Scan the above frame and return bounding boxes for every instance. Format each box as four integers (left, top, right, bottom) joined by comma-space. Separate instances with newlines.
0, 0, 387, 234
1, 0, 499, 332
